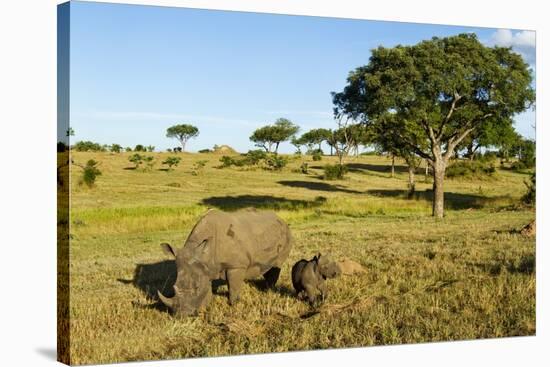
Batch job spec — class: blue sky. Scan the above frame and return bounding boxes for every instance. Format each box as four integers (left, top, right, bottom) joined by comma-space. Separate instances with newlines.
67, 1, 536, 153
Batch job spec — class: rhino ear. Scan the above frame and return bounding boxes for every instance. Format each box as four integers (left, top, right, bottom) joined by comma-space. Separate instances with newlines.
161, 243, 176, 258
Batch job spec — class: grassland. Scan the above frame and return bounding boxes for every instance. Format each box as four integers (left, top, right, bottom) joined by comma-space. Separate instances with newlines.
63, 151, 535, 365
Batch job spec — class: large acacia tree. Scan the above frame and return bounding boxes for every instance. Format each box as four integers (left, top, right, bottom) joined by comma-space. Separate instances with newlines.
166, 124, 199, 151
333, 33, 534, 218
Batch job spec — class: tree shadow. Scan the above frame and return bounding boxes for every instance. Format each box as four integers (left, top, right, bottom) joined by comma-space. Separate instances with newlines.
366, 189, 508, 210
277, 180, 363, 194
346, 163, 409, 174
123, 166, 137, 170
117, 260, 177, 311
201, 195, 327, 211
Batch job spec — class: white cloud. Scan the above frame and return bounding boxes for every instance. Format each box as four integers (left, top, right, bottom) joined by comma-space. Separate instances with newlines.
488, 29, 536, 66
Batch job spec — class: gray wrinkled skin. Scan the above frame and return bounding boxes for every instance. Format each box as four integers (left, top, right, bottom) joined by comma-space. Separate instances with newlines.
291, 253, 328, 306
158, 208, 293, 316
317, 254, 341, 279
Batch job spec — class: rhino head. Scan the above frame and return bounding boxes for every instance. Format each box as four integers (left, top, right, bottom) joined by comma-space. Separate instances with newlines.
157, 221, 215, 316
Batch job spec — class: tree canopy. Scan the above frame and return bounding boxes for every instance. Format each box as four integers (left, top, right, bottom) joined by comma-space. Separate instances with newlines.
166, 124, 199, 151
249, 118, 299, 153
333, 33, 534, 218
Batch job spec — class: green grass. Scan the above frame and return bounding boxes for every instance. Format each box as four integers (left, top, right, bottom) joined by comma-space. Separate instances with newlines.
63, 151, 535, 365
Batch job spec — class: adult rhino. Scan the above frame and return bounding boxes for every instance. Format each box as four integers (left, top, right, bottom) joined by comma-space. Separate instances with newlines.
158, 208, 293, 316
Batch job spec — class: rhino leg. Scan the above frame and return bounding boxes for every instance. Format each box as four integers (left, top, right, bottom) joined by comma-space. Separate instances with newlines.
227, 268, 246, 305
263, 267, 281, 289
318, 281, 328, 301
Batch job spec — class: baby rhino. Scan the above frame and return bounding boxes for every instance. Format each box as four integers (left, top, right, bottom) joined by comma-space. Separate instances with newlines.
291, 253, 330, 306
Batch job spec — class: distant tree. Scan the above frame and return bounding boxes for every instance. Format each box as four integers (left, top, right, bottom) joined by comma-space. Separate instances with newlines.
173, 147, 183, 153
333, 33, 534, 218
250, 118, 299, 153
134, 144, 146, 152
73, 141, 104, 152
129, 153, 144, 169
79, 159, 101, 187
166, 124, 199, 151
146, 145, 155, 152
111, 144, 122, 153
125, 147, 133, 152
298, 128, 332, 154
162, 156, 181, 171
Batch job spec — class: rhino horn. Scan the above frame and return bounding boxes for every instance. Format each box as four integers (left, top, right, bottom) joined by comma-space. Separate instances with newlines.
157, 290, 174, 309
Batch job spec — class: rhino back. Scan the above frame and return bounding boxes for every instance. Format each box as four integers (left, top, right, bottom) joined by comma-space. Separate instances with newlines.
215, 210, 292, 273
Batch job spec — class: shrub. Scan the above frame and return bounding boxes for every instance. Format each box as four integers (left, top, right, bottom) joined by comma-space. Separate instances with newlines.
265, 154, 288, 170
73, 140, 104, 152
312, 151, 322, 161
129, 153, 144, 169
125, 147, 132, 152
80, 159, 101, 187
192, 160, 208, 175
134, 144, 146, 152
300, 162, 309, 174
57, 142, 67, 152
162, 156, 181, 171
446, 160, 496, 179
522, 172, 535, 205
143, 156, 155, 171
243, 149, 267, 165
110, 143, 122, 153
146, 145, 155, 152
323, 164, 347, 180
198, 148, 212, 153
219, 156, 237, 168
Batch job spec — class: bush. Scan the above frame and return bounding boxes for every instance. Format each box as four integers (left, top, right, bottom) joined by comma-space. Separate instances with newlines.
134, 144, 146, 152
219, 156, 237, 168
57, 142, 67, 152
110, 144, 122, 153
143, 156, 155, 171
265, 154, 288, 170
312, 151, 322, 161
323, 164, 347, 180
198, 148, 212, 153
243, 149, 267, 165
300, 162, 309, 174
73, 140, 104, 152
129, 153, 144, 168
162, 156, 181, 171
446, 160, 496, 179
80, 159, 101, 187
192, 160, 208, 175
522, 172, 535, 205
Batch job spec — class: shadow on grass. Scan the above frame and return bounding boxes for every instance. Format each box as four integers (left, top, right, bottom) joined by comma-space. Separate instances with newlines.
346, 163, 409, 174
202, 195, 327, 211
118, 260, 177, 311
119, 260, 298, 311
367, 189, 509, 210
123, 167, 137, 170
277, 180, 362, 194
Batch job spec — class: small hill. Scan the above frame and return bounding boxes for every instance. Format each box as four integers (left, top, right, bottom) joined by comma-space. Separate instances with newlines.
212, 144, 238, 154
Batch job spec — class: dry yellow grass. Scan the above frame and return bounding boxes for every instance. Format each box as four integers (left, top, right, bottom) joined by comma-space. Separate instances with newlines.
62, 151, 535, 365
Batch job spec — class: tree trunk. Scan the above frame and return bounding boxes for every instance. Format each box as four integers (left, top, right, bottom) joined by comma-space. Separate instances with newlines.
181, 139, 187, 152
390, 154, 395, 178
275, 142, 280, 154
407, 164, 415, 198
318, 142, 322, 153
424, 161, 429, 182
432, 160, 446, 218
330, 146, 333, 156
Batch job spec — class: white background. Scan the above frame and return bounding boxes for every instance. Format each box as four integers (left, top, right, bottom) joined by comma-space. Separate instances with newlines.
0, 0, 547, 366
